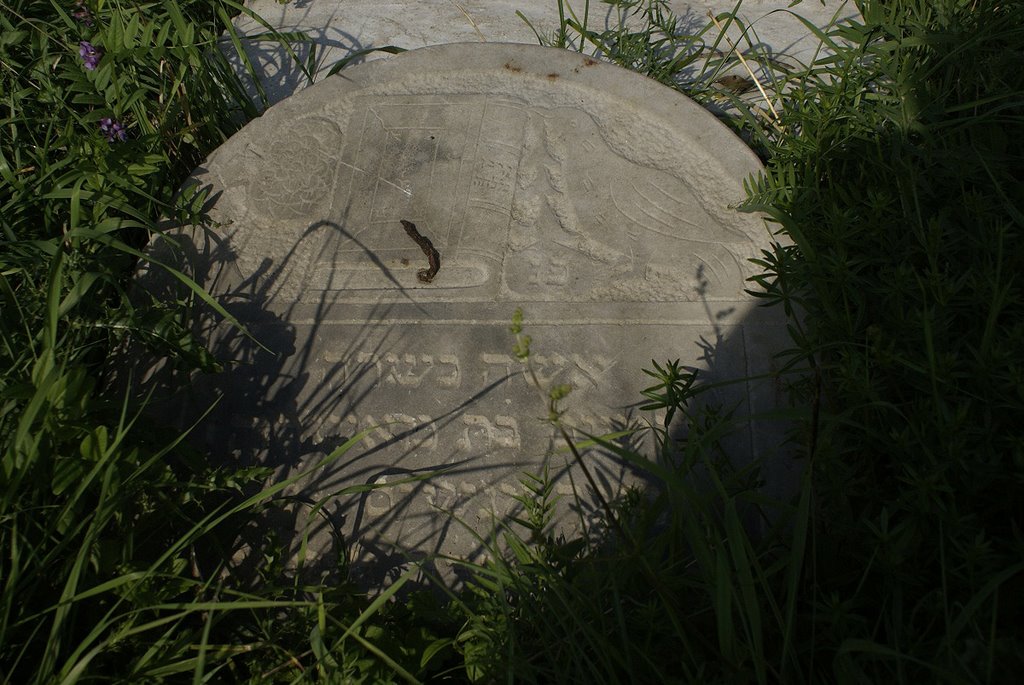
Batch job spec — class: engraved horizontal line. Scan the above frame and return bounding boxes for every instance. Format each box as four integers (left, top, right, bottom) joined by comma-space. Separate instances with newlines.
296, 295, 750, 303
289, 318, 744, 326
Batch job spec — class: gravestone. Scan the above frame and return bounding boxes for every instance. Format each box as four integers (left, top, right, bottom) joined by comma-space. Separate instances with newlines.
135, 43, 794, 588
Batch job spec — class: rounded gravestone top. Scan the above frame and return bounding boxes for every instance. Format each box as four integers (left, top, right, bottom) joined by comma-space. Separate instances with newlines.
137, 43, 793, 588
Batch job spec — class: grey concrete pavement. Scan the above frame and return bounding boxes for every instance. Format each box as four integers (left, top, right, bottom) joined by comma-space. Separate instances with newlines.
234, 0, 859, 104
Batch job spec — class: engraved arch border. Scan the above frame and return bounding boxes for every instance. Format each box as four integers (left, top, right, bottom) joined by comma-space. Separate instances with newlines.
300, 44, 763, 204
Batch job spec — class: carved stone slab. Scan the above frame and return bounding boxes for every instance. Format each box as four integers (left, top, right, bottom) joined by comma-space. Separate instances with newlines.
137, 44, 794, 587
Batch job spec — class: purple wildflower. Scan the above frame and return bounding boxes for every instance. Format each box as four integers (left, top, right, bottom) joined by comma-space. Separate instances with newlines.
99, 117, 126, 142
73, 1, 94, 26
79, 41, 101, 70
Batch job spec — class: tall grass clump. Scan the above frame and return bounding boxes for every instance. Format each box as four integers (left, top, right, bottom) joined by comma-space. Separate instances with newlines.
0, 2, 447, 681
449, 0, 1024, 682
744, 0, 1024, 679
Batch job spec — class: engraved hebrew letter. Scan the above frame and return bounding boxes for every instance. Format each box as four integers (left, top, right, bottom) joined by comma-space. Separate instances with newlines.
456, 414, 522, 451
354, 352, 383, 384
436, 354, 461, 387
383, 353, 435, 387
570, 354, 616, 388
456, 414, 489, 452
480, 353, 515, 384
493, 415, 521, 449
532, 353, 570, 385
359, 415, 393, 450
383, 412, 438, 451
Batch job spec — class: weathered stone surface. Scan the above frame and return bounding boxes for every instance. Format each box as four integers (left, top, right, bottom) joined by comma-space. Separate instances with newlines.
136, 43, 794, 588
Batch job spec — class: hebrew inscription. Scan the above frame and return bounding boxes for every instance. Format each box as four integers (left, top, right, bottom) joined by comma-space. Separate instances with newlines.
138, 44, 793, 588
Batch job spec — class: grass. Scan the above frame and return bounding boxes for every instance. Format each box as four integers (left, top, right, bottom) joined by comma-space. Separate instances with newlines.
2, 0, 1022, 682
0, 1, 424, 681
